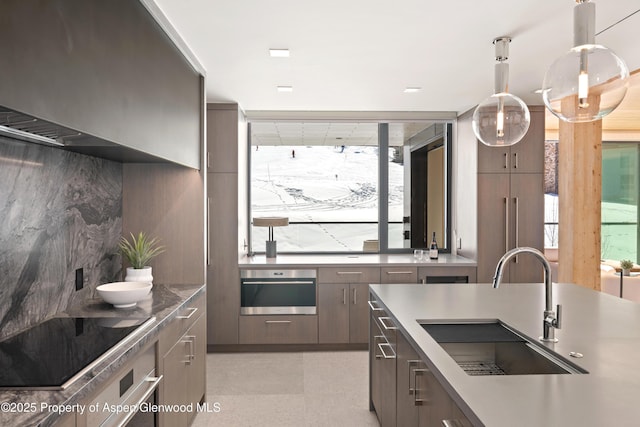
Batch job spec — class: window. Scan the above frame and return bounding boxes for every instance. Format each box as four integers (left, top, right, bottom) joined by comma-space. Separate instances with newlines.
602, 142, 639, 261
249, 119, 452, 254
544, 140, 640, 262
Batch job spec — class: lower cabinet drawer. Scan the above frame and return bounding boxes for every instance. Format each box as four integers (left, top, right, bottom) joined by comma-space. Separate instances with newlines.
239, 315, 318, 344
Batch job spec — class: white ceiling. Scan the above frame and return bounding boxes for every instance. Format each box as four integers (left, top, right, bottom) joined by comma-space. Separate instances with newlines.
153, 0, 640, 115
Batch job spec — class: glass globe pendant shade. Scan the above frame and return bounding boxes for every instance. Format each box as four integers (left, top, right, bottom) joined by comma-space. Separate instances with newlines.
542, 44, 629, 122
472, 93, 531, 147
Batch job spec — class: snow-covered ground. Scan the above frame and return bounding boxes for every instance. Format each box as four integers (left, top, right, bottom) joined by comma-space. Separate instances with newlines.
251, 145, 402, 251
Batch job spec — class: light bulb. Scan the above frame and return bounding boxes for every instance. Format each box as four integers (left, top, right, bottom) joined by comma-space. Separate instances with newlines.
472, 93, 530, 147
496, 98, 505, 138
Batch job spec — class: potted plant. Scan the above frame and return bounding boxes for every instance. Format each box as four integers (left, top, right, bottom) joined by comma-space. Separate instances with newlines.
620, 259, 634, 276
119, 232, 165, 284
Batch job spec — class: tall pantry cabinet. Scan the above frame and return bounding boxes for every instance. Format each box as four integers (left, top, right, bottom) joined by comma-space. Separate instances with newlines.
458, 106, 545, 283
206, 103, 247, 345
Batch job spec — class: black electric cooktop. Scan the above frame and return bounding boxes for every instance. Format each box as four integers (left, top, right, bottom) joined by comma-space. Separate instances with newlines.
0, 317, 154, 390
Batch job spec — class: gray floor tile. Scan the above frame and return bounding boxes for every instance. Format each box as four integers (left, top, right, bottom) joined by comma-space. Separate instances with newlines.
194, 350, 380, 426
206, 352, 304, 395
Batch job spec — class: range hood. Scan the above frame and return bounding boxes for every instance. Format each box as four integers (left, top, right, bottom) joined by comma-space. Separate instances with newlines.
0, 0, 202, 168
0, 107, 167, 163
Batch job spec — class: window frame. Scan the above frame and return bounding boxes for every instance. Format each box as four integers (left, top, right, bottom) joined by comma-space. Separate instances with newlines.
245, 113, 455, 255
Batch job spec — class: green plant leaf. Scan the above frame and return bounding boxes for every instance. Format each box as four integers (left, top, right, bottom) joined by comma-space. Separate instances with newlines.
119, 231, 165, 269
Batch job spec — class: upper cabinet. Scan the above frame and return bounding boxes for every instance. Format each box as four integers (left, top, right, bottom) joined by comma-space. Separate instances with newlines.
0, 0, 204, 168
477, 106, 545, 174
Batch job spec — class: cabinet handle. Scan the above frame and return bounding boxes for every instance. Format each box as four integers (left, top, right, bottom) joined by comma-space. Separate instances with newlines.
368, 300, 384, 311
243, 280, 315, 285
503, 152, 508, 169
442, 421, 466, 427
336, 271, 363, 275
207, 197, 211, 266
378, 316, 398, 330
513, 152, 518, 169
504, 197, 509, 253
185, 335, 196, 361
514, 197, 520, 263
386, 271, 414, 275
413, 368, 429, 406
343, 288, 347, 305
376, 342, 396, 359
265, 320, 292, 324
113, 375, 163, 427
183, 338, 194, 365
407, 360, 422, 394
177, 307, 198, 319
353, 288, 357, 305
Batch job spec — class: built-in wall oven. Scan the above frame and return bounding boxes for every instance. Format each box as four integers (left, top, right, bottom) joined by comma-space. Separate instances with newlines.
241, 269, 317, 315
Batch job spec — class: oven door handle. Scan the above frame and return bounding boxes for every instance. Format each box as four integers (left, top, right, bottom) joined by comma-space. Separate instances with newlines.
114, 374, 163, 427
242, 280, 315, 285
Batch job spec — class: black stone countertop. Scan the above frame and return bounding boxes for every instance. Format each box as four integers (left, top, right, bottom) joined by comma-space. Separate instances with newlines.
0, 283, 205, 427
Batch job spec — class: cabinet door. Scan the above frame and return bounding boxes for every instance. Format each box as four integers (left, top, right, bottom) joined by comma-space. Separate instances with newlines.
349, 283, 371, 343
380, 267, 417, 284
187, 314, 207, 423
477, 173, 511, 282
509, 173, 544, 283
477, 143, 510, 174
208, 176, 240, 344
396, 333, 420, 427
318, 282, 350, 343
161, 339, 189, 427
510, 106, 544, 174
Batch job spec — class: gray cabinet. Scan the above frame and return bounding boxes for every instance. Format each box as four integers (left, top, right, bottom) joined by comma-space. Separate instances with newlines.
159, 295, 206, 427
476, 107, 544, 283
238, 315, 318, 344
318, 268, 380, 344
380, 267, 418, 284
369, 300, 397, 427
392, 328, 474, 427
207, 103, 243, 345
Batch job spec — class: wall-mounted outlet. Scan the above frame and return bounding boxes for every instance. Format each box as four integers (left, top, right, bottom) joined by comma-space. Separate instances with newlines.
75, 268, 84, 291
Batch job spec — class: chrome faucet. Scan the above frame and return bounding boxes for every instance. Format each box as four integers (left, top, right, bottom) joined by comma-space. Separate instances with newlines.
492, 247, 562, 342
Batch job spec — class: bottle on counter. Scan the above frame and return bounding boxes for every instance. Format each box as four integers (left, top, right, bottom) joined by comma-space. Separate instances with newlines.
429, 231, 439, 259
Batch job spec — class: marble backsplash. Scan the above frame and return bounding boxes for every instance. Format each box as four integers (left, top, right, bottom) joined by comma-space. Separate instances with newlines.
0, 137, 122, 337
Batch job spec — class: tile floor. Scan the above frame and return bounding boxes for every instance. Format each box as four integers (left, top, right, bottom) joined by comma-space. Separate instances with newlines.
191, 351, 380, 426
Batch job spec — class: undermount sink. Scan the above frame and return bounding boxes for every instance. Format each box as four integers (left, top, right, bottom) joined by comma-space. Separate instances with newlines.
420, 320, 588, 376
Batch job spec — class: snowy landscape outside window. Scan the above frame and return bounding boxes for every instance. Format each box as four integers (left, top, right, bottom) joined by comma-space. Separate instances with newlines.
249, 121, 451, 253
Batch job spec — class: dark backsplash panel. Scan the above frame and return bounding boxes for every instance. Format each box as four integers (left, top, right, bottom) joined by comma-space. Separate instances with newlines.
0, 137, 122, 337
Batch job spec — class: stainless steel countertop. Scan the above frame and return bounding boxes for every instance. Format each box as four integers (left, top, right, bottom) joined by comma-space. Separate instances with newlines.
369, 282, 640, 427
240, 253, 476, 268
0, 283, 205, 427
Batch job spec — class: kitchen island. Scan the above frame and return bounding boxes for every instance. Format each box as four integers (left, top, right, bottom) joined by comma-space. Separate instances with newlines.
369, 282, 640, 426
0, 283, 205, 427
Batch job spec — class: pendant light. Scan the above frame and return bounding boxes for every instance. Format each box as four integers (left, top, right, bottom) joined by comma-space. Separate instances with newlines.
472, 37, 531, 147
542, 0, 629, 123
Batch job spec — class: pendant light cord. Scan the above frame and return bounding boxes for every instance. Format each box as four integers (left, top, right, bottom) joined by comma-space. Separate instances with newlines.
596, 8, 640, 36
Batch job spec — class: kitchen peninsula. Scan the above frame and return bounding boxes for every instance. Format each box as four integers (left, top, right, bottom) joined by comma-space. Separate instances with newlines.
369, 282, 640, 426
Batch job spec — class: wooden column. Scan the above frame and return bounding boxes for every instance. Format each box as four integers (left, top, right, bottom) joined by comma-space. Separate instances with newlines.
558, 114, 602, 290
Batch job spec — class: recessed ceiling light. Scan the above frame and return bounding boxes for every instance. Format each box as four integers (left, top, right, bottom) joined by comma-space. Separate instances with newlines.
269, 49, 290, 58
277, 86, 293, 92
404, 87, 421, 93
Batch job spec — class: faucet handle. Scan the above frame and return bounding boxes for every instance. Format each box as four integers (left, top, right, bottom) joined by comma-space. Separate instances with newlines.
554, 304, 562, 329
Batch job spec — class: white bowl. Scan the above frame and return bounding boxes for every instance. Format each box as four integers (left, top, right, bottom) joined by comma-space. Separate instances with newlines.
97, 282, 152, 308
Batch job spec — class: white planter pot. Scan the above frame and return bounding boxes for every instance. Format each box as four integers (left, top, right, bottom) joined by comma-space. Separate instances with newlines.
125, 266, 153, 284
